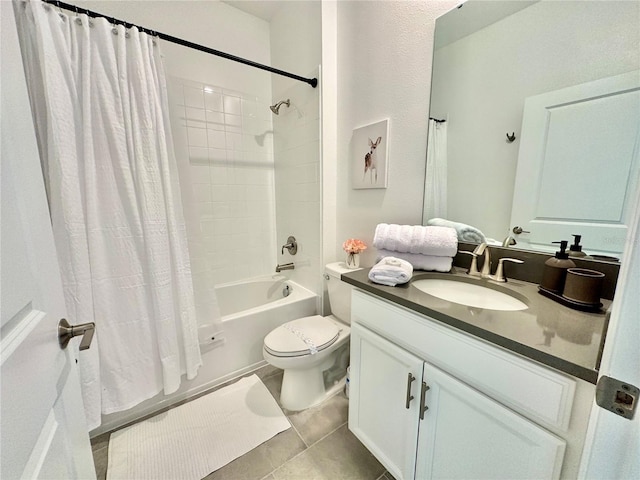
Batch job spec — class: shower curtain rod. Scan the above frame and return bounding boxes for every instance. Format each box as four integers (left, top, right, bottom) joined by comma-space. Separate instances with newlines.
41, 0, 319, 88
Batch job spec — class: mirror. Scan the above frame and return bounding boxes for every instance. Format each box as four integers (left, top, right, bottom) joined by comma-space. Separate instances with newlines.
423, 0, 640, 258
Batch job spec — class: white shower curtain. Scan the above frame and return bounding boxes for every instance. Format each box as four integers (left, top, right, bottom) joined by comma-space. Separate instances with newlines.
16, 0, 203, 430
423, 118, 448, 221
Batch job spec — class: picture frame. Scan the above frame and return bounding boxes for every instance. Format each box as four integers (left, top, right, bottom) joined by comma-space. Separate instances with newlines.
351, 119, 389, 189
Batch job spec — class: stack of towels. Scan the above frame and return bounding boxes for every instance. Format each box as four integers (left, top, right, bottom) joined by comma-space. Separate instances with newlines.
372, 223, 458, 273
426, 218, 486, 244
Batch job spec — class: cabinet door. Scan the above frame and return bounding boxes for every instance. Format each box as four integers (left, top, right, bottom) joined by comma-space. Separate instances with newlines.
349, 323, 423, 480
416, 363, 566, 480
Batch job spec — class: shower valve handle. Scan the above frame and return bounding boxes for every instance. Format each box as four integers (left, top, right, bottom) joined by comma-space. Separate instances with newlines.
281, 236, 298, 255
58, 318, 95, 351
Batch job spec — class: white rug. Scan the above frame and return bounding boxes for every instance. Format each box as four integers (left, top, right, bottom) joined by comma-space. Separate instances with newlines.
107, 375, 291, 480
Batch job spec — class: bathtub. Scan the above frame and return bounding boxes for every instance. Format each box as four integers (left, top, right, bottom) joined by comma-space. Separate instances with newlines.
217, 277, 312, 321
199, 276, 318, 354
93, 276, 317, 436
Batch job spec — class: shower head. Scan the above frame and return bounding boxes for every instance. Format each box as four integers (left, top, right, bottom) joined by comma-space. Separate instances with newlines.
270, 99, 290, 115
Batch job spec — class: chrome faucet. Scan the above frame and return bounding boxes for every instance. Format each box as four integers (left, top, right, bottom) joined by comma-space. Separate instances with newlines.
473, 243, 492, 278
502, 236, 517, 247
489, 258, 524, 282
275, 262, 295, 273
461, 244, 524, 282
458, 250, 481, 277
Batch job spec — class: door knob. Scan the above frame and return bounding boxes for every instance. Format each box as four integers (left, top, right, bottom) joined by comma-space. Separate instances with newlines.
58, 318, 95, 351
512, 226, 531, 235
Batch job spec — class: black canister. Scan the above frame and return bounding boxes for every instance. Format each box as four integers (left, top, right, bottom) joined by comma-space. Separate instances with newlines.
563, 268, 605, 305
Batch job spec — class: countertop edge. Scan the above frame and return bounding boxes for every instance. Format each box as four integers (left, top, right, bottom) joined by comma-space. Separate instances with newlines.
342, 273, 599, 384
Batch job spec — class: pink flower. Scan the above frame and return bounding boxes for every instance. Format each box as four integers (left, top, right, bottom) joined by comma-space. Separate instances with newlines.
343, 238, 367, 254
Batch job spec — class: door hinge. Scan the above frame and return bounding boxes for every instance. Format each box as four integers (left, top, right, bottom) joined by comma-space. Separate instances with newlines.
595, 375, 638, 420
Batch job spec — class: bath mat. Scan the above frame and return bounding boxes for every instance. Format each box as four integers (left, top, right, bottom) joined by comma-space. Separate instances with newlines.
107, 374, 291, 480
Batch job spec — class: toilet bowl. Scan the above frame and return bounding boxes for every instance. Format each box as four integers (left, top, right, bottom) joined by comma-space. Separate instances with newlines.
263, 262, 358, 411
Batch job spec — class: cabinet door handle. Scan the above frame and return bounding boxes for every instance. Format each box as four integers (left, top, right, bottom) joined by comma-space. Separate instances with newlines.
405, 373, 416, 409
419, 381, 430, 420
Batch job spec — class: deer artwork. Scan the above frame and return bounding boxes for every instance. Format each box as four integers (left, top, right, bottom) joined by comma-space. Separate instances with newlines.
363, 136, 382, 183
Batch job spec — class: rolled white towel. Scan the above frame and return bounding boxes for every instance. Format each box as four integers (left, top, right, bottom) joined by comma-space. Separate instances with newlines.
373, 224, 457, 257
377, 250, 453, 272
426, 218, 487, 244
368, 256, 413, 287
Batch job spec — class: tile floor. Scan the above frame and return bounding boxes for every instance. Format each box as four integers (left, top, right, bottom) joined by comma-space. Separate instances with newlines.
91, 365, 394, 480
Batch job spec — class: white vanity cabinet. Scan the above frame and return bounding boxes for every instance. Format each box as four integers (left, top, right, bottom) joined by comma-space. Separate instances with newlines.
416, 359, 565, 480
348, 322, 425, 480
348, 290, 579, 480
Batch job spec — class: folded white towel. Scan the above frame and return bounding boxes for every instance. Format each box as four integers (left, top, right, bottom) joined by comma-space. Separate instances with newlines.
368, 256, 413, 287
377, 250, 453, 272
426, 218, 487, 244
373, 224, 458, 257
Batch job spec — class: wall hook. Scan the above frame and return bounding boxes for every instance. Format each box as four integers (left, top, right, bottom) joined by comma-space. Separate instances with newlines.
506, 132, 516, 143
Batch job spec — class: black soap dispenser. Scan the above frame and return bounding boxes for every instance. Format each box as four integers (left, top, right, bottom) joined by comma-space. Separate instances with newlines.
568, 234, 587, 258
540, 241, 576, 294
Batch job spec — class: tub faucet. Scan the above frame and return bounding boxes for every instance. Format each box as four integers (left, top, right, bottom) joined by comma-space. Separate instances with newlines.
281, 236, 298, 255
275, 262, 295, 273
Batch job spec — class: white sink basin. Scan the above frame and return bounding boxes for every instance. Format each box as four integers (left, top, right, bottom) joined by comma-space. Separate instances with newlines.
412, 279, 528, 311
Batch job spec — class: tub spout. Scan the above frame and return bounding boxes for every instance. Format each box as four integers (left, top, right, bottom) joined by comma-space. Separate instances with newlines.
276, 262, 295, 272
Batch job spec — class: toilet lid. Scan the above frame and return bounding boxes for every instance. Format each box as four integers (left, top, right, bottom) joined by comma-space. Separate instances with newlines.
264, 315, 341, 357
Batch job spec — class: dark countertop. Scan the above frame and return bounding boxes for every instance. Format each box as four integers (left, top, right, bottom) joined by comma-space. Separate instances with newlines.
342, 267, 610, 384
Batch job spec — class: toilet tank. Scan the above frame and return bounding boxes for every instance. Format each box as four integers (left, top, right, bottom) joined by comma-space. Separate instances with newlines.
325, 262, 360, 324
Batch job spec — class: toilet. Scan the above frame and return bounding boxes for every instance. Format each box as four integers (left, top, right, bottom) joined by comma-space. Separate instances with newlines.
263, 262, 357, 411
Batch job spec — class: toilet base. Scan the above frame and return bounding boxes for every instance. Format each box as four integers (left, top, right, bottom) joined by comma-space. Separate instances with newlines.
278, 340, 349, 411
280, 369, 346, 411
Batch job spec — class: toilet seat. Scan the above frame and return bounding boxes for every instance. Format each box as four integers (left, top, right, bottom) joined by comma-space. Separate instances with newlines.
264, 315, 341, 358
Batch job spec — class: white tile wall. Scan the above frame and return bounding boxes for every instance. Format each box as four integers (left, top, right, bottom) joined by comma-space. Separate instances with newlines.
273, 70, 322, 294
170, 77, 277, 285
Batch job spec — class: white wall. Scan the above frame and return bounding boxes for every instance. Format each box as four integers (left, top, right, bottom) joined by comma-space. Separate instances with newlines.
78, 1, 272, 92
168, 77, 277, 285
270, 2, 323, 297
333, 0, 458, 267
321, 1, 338, 315
431, 0, 640, 240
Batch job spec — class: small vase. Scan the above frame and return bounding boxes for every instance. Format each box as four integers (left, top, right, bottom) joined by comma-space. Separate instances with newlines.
346, 252, 360, 269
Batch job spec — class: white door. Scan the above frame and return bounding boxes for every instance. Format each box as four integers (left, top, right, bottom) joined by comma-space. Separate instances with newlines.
415, 363, 565, 480
510, 70, 640, 255
579, 164, 640, 477
348, 323, 424, 480
0, 3, 95, 478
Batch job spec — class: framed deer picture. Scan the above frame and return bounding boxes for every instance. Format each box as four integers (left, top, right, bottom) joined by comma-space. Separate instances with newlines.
351, 119, 389, 189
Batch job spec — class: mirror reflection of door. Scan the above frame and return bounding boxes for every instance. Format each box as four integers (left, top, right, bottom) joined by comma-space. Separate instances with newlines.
511, 71, 640, 255
425, 0, 640, 258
